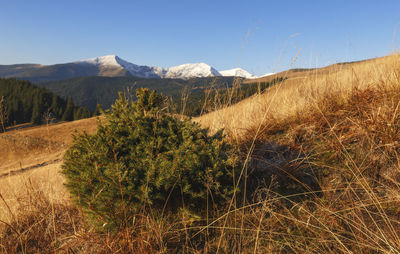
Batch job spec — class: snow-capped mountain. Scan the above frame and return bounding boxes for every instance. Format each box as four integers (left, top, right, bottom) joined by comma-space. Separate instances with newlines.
220, 68, 256, 79
0, 54, 258, 82
163, 63, 221, 79
77, 55, 223, 79
76, 54, 121, 67
76, 55, 160, 78
259, 72, 275, 78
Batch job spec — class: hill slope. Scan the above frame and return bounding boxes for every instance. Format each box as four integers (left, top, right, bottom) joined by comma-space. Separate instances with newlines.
197, 55, 387, 136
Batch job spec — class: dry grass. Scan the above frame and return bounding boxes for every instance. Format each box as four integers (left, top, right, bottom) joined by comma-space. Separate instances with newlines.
0, 184, 193, 253
195, 54, 400, 139
2, 54, 400, 253
0, 117, 98, 234
192, 53, 400, 253
0, 117, 97, 174
230, 85, 400, 253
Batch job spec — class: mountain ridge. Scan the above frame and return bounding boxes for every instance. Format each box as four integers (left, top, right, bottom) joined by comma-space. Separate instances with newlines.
219, 68, 257, 79
0, 55, 259, 82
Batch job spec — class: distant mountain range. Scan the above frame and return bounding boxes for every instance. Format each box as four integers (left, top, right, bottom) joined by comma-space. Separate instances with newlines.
0, 55, 278, 115
0, 55, 273, 82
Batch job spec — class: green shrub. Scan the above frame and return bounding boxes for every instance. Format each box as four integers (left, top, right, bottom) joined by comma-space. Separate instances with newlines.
62, 88, 238, 230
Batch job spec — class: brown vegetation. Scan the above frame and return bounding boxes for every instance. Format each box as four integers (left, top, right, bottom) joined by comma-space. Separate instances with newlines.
0, 117, 97, 229
0, 117, 97, 174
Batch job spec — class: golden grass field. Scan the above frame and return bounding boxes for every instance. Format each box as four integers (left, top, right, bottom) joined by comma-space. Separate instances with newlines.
195, 54, 399, 138
0, 118, 97, 224
2, 53, 400, 253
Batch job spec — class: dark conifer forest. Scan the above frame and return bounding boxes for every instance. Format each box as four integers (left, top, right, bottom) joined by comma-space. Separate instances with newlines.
0, 78, 90, 130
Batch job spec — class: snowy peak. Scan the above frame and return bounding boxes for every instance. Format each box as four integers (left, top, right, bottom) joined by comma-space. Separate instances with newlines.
114, 56, 160, 78
76, 55, 252, 79
259, 72, 275, 78
75, 55, 130, 76
76, 55, 160, 78
164, 63, 221, 79
76, 55, 121, 67
220, 68, 256, 79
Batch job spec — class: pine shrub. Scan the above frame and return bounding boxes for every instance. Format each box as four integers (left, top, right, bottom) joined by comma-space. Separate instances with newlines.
62, 88, 238, 230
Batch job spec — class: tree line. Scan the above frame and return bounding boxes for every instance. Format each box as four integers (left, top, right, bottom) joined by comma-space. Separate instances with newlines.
0, 78, 91, 132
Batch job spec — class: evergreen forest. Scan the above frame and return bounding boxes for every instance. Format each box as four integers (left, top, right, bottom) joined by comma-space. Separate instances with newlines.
0, 78, 90, 131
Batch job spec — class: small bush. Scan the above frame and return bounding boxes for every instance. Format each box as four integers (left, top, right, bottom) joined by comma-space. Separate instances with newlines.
62, 88, 238, 230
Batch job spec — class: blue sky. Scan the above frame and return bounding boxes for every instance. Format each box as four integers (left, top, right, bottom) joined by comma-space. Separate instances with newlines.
0, 0, 399, 75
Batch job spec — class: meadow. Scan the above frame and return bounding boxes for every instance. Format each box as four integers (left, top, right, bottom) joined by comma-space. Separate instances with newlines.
1, 53, 400, 253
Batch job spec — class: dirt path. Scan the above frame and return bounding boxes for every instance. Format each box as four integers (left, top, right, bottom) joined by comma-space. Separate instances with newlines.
0, 158, 62, 178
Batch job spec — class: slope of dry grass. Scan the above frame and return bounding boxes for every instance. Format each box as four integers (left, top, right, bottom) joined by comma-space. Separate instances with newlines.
192, 53, 400, 253
195, 54, 400, 139
0, 117, 98, 231
231, 86, 400, 253
0, 117, 97, 173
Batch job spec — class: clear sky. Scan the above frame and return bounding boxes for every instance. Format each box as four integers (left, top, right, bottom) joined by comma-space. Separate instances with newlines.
1, 0, 399, 76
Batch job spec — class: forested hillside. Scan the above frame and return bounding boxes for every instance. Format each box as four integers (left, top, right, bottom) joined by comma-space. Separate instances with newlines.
39, 75, 284, 116
0, 78, 90, 131
39, 76, 235, 112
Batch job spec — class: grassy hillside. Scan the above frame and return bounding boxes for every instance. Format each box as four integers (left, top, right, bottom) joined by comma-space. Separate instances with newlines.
2, 54, 400, 253
242, 58, 373, 85
193, 53, 400, 252
196, 55, 391, 136
0, 117, 98, 176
